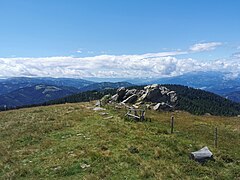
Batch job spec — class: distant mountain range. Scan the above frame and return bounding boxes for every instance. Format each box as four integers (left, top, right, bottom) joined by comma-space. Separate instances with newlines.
149, 71, 239, 93
147, 71, 240, 102
0, 77, 94, 95
1, 71, 240, 108
85, 71, 240, 102
0, 77, 133, 108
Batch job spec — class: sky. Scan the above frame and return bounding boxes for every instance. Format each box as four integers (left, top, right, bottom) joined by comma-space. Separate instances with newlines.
0, 0, 240, 78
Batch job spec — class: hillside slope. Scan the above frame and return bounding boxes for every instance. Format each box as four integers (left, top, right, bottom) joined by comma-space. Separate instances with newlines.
0, 102, 239, 179
164, 85, 240, 116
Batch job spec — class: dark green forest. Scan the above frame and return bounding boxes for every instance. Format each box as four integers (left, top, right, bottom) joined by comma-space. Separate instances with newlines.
164, 85, 240, 116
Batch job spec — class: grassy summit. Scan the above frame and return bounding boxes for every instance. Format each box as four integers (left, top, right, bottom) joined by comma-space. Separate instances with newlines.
0, 102, 240, 179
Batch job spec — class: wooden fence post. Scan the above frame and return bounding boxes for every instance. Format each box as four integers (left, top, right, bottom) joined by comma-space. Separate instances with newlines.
171, 116, 174, 134
214, 127, 218, 148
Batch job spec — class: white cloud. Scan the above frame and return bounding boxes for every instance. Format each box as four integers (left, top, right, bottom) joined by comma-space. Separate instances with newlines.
189, 42, 222, 52
87, 51, 94, 54
232, 52, 240, 58
0, 51, 239, 79
76, 50, 82, 53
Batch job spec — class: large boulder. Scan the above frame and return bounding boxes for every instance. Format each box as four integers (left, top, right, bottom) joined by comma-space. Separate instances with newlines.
191, 146, 213, 163
139, 90, 149, 101
153, 102, 173, 111
122, 94, 138, 104
100, 94, 111, 105
146, 88, 165, 103
123, 89, 137, 100
140, 85, 177, 104
168, 91, 178, 103
111, 94, 119, 102
117, 87, 126, 102
150, 84, 160, 89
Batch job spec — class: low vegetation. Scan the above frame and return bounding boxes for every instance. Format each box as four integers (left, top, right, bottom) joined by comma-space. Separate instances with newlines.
0, 102, 240, 179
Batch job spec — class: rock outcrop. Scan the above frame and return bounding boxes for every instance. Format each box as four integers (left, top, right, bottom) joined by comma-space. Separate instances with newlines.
104, 84, 178, 111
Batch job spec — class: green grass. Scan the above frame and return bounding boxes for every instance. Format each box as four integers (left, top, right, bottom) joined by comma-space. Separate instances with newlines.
0, 102, 240, 179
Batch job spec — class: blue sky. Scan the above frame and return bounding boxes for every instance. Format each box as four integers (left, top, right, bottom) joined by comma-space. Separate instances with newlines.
0, 0, 240, 78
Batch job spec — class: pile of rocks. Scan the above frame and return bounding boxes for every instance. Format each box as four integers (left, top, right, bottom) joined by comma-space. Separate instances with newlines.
103, 84, 178, 111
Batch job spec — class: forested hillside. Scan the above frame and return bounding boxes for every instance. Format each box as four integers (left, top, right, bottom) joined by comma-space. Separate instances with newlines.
43, 85, 240, 116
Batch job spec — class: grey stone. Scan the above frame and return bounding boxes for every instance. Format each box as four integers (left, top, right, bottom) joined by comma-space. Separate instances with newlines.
122, 94, 138, 104
123, 89, 137, 100
101, 94, 111, 105
93, 107, 106, 111
111, 94, 119, 101
150, 84, 160, 89
167, 91, 178, 103
191, 146, 213, 163
144, 85, 151, 90
153, 102, 173, 111
117, 87, 126, 101
95, 100, 101, 107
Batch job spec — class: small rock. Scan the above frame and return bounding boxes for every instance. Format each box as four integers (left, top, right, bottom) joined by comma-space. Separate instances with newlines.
93, 107, 106, 111
99, 112, 109, 116
132, 105, 139, 109
69, 153, 77, 157
146, 104, 151, 109
128, 146, 139, 154
80, 163, 91, 169
95, 100, 101, 107
101, 145, 108, 151
53, 166, 62, 171
205, 113, 212, 116
104, 116, 113, 120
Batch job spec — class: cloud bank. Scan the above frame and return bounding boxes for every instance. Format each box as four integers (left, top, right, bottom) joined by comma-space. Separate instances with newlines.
0, 50, 239, 79
189, 42, 222, 52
